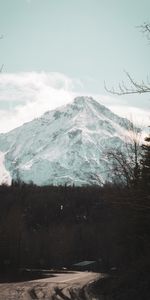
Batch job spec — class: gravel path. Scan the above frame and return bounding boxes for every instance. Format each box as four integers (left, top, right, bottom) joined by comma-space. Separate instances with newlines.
0, 271, 101, 300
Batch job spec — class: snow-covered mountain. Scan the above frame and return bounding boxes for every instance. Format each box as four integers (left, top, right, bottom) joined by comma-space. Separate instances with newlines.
0, 96, 133, 186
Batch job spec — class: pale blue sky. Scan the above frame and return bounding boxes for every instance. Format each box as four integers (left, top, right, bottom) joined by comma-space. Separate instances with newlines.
0, 0, 149, 131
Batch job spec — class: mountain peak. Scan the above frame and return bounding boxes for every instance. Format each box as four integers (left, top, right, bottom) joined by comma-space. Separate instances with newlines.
73, 96, 94, 106
0, 96, 135, 186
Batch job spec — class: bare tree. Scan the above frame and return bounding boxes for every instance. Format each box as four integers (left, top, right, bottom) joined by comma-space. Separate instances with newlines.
104, 23, 150, 189
105, 23, 150, 95
105, 120, 142, 188
140, 134, 150, 191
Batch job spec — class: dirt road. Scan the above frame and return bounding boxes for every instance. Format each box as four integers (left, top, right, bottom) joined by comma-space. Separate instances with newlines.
0, 271, 102, 300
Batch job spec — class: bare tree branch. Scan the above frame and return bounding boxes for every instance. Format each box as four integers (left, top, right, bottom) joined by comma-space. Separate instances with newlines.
105, 71, 150, 95
105, 22, 150, 96
104, 120, 142, 187
138, 22, 150, 40
0, 64, 4, 72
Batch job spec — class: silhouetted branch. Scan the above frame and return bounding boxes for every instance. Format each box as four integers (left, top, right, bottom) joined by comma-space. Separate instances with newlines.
105, 71, 150, 95
105, 22, 150, 95
138, 22, 150, 40
0, 64, 4, 72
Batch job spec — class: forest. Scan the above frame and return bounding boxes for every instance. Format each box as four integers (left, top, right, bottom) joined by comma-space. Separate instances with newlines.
0, 180, 149, 269
0, 134, 149, 299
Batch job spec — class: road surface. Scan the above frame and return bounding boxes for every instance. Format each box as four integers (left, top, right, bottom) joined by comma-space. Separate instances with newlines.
0, 271, 103, 300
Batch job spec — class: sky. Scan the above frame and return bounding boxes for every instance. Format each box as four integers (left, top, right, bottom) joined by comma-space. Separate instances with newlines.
0, 0, 150, 132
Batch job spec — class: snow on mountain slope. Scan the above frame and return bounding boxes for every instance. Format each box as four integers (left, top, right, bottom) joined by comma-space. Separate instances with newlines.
0, 96, 133, 186
0, 152, 11, 185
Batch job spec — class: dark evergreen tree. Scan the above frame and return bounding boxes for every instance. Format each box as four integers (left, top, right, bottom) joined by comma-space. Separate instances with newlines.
140, 134, 150, 192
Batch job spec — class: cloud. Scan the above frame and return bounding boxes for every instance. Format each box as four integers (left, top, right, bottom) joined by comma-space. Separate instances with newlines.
0, 72, 79, 132
94, 95, 150, 126
76, 92, 150, 126
0, 72, 149, 133
107, 105, 150, 127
